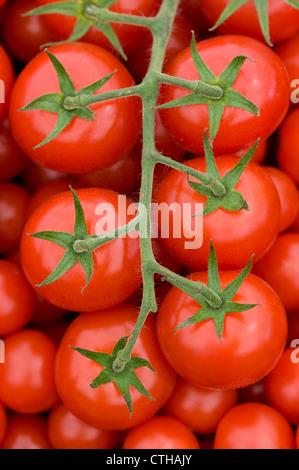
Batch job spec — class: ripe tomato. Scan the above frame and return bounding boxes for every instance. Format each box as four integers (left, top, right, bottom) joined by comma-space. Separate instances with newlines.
48, 402, 121, 449
156, 155, 281, 270
198, 0, 299, 45
0, 329, 59, 414
0, 403, 7, 445
74, 141, 141, 196
22, 162, 69, 192
9, 42, 142, 174
277, 108, 299, 184
0, 413, 52, 449
0, 182, 31, 255
159, 35, 290, 155
122, 415, 200, 449
0, 45, 15, 126
275, 32, 299, 105
20, 188, 142, 312
26, 177, 80, 217
126, 12, 196, 83
253, 233, 299, 312
214, 403, 296, 449
0, 260, 35, 336
263, 166, 299, 233
237, 378, 268, 406
265, 348, 299, 426
0, 118, 30, 182
54, 304, 176, 430
157, 271, 287, 389
2, 0, 57, 63
163, 376, 238, 434
35, 0, 161, 55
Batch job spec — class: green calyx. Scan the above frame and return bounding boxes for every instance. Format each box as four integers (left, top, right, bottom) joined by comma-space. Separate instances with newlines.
157, 32, 259, 143
23, 0, 128, 59
166, 241, 258, 341
188, 131, 258, 216
209, 0, 299, 47
27, 187, 94, 293
71, 336, 156, 417
19, 49, 116, 149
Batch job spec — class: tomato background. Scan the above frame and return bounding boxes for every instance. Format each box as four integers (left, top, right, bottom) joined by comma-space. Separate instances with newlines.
1, 0, 299, 451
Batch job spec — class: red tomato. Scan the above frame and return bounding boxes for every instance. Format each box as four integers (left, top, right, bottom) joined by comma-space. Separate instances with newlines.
265, 348, 299, 426
0, 45, 15, 126
157, 271, 287, 389
253, 233, 299, 312
0, 182, 31, 255
26, 177, 80, 217
122, 415, 200, 449
30, 292, 67, 325
74, 141, 142, 196
35, 0, 161, 55
0, 413, 52, 449
198, 0, 299, 45
22, 162, 69, 192
0, 403, 7, 445
20, 188, 142, 312
163, 376, 238, 434
2, 0, 57, 63
9, 42, 142, 174
275, 32, 299, 105
0, 260, 35, 336
214, 403, 296, 449
286, 311, 299, 347
0, 118, 30, 182
263, 166, 299, 233
0, 329, 59, 414
48, 402, 121, 449
277, 108, 299, 184
237, 378, 268, 406
159, 35, 290, 155
54, 304, 176, 431
126, 12, 196, 83
235, 138, 269, 165
156, 155, 280, 270
180, 0, 211, 32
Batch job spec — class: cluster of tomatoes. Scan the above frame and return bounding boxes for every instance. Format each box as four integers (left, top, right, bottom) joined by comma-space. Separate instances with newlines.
1, 0, 299, 450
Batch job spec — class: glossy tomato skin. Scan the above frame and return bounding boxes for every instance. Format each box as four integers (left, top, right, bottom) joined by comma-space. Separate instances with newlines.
263, 166, 299, 233
157, 271, 287, 390
213, 403, 296, 449
156, 155, 281, 270
0, 329, 59, 414
0, 45, 15, 126
277, 108, 299, 184
198, 0, 299, 45
163, 376, 238, 434
0, 260, 35, 336
253, 233, 299, 312
35, 0, 161, 55
20, 188, 142, 312
159, 35, 290, 156
48, 402, 121, 449
265, 348, 299, 426
0, 403, 7, 445
9, 42, 142, 174
0, 118, 30, 182
2, 0, 57, 63
275, 32, 299, 105
0, 182, 31, 255
55, 304, 177, 431
122, 415, 200, 449
0, 413, 52, 449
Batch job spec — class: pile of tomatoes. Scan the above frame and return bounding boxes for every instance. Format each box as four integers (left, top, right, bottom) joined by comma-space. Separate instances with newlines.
1, 0, 299, 450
